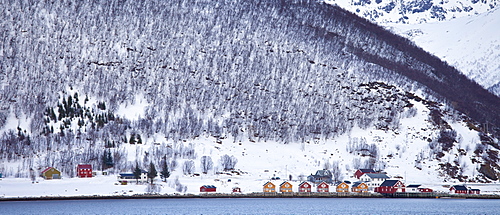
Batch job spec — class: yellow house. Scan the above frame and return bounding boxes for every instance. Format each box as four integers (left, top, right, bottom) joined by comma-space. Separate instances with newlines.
41, 167, 61, 180
280, 181, 293, 193
336, 182, 350, 192
263, 182, 276, 192
351, 182, 369, 193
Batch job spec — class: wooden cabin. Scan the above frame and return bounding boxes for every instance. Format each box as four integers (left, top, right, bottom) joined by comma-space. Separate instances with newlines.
298, 181, 312, 192
280, 181, 293, 193
354, 169, 376, 179
375, 180, 405, 194
76, 164, 93, 178
335, 182, 350, 193
200, 185, 217, 192
263, 181, 276, 192
317, 181, 329, 192
351, 182, 368, 193
41, 167, 61, 180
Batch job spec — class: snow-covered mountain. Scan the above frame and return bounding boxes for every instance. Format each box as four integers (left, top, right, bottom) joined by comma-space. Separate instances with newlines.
0, 0, 499, 193
330, 0, 500, 96
387, 7, 500, 96
327, 0, 498, 24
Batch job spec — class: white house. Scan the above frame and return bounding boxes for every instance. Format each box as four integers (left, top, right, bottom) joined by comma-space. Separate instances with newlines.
117, 170, 148, 183
359, 173, 390, 190
406, 184, 421, 193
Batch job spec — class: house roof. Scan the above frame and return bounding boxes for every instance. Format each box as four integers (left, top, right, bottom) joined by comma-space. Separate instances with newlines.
299, 181, 310, 186
335, 181, 348, 186
470, 189, 480, 191
358, 169, 376, 173
280, 181, 292, 186
77, 164, 92, 169
41, 167, 57, 173
318, 181, 329, 186
263, 181, 275, 186
119, 173, 135, 177
363, 173, 390, 179
314, 170, 332, 177
407, 184, 421, 188
201, 185, 216, 188
379, 180, 402, 187
352, 182, 365, 187
451, 185, 468, 191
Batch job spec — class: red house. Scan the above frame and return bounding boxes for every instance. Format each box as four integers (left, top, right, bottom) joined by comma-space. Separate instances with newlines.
469, 188, 480, 194
375, 180, 405, 194
418, 188, 434, 193
200, 185, 217, 192
298, 181, 312, 192
449, 185, 468, 194
317, 181, 329, 192
76, 164, 93, 178
354, 169, 376, 179
232, 187, 241, 193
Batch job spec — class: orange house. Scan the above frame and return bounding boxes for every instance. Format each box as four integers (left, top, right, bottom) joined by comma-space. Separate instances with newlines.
336, 182, 350, 192
317, 181, 329, 192
280, 181, 293, 193
263, 182, 276, 192
351, 182, 369, 193
298, 181, 312, 192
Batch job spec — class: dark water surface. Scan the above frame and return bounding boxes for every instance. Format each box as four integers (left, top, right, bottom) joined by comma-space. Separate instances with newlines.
1, 198, 499, 214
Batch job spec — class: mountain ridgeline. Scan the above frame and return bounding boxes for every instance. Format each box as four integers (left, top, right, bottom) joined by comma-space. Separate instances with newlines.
1, 0, 499, 179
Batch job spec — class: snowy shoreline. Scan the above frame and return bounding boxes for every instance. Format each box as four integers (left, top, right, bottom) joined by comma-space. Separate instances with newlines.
2, 192, 500, 202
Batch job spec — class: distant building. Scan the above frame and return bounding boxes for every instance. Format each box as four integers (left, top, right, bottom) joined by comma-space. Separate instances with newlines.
449, 185, 479, 194
354, 169, 376, 179
298, 182, 312, 193
280, 181, 293, 193
307, 170, 333, 183
200, 185, 217, 192
41, 167, 61, 180
359, 173, 390, 189
375, 180, 405, 194
335, 182, 350, 193
263, 181, 276, 192
406, 184, 434, 193
351, 182, 368, 193
469, 188, 480, 195
449, 185, 468, 194
117, 170, 148, 183
317, 181, 330, 192
232, 187, 241, 193
406, 184, 421, 193
76, 164, 93, 178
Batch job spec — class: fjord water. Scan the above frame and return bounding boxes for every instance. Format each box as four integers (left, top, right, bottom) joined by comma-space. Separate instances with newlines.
2, 198, 499, 214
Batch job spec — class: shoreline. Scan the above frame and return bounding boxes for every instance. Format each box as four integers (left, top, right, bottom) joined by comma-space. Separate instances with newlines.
1, 192, 499, 202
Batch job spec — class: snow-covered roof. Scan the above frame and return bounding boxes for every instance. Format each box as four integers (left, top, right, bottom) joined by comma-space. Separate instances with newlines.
379, 180, 402, 187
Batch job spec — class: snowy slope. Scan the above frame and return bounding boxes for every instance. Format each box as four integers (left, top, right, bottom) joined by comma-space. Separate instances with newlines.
329, 0, 500, 95
386, 7, 500, 95
1, 88, 495, 197
327, 0, 498, 24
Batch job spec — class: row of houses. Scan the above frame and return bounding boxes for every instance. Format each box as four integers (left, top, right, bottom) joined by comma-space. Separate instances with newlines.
262, 181, 369, 193
39, 165, 94, 180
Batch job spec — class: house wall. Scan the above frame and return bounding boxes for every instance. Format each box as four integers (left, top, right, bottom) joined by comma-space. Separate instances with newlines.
42, 168, 61, 179
263, 183, 276, 192
317, 183, 329, 192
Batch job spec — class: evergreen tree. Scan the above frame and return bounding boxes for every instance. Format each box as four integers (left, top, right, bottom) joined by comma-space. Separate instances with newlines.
147, 161, 157, 184
137, 134, 142, 144
160, 156, 170, 182
129, 134, 136, 144
133, 163, 142, 183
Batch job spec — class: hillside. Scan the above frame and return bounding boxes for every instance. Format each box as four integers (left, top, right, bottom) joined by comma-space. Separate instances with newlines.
327, 0, 498, 24
0, 0, 499, 189
386, 7, 500, 96
331, 0, 500, 97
